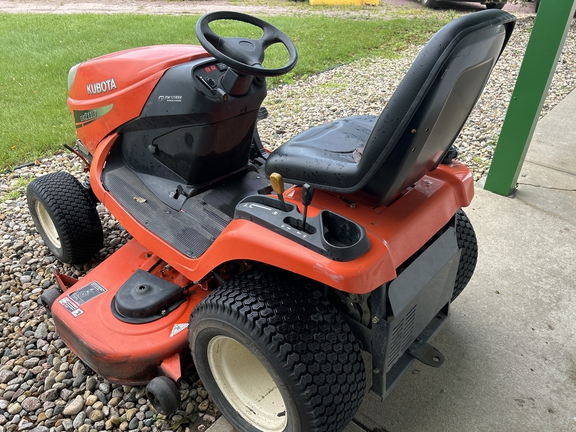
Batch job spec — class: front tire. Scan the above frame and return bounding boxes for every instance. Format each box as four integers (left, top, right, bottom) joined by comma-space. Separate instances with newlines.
189, 269, 366, 432
27, 172, 103, 264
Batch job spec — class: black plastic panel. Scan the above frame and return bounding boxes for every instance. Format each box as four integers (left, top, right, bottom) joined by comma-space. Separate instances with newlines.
111, 269, 184, 324
119, 58, 267, 188
235, 195, 370, 262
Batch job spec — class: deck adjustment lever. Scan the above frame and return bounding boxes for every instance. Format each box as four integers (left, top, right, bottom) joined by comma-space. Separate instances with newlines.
270, 173, 287, 212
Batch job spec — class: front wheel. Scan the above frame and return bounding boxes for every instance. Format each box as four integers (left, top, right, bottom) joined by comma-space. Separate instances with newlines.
146, 376, 181, 415
27, 171, 103, 264
189, 268, 366, 432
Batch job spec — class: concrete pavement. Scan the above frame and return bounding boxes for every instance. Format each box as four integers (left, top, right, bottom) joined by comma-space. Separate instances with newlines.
208, 90, 576, 432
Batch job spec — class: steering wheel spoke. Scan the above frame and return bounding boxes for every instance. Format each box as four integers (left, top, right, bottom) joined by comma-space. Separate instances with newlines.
261, 26, 287, 48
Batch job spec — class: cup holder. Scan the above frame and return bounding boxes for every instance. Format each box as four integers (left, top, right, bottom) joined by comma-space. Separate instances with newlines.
321, 211, 362, 247
320, 211, 369, 260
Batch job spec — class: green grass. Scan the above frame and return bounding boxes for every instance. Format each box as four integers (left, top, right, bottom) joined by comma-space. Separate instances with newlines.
0, 176, 34, 202
0, 12, 450, 171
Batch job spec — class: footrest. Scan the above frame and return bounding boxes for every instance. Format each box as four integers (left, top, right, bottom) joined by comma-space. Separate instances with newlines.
407, 339, 445, 368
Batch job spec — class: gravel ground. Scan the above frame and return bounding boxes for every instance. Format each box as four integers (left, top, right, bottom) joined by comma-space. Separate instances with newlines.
0, 5, 575, 432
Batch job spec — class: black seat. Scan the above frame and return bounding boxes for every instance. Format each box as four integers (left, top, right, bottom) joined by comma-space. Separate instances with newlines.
265, 10, 516, 207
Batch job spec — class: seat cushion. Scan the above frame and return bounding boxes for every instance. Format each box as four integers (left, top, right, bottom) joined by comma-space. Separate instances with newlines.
265, 115, 377, 186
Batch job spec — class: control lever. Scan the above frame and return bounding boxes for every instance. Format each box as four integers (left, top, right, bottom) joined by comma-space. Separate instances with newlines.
196, 75, 228, 101
270, 173, 287, 212
301, 184, 314, 232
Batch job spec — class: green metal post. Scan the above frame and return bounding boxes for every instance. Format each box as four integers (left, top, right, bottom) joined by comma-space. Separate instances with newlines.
484, 0, 576, 196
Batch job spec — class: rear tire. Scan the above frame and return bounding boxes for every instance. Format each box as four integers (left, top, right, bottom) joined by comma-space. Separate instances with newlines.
189, 268, 366, 432
452, 209, 478, 301
27, 172, 103, 264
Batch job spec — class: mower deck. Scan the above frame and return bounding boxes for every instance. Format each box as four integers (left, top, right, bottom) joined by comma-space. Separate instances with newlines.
52, 239, 209, 385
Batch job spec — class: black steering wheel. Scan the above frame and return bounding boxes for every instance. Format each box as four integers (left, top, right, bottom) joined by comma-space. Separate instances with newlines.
196, 11, 298, 77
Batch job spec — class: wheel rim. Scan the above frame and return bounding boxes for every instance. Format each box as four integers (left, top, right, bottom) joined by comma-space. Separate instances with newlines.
35, 201, 61, 248
207, 335, 287, 431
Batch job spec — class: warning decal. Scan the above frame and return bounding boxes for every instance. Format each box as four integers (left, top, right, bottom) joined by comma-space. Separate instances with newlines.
59, 297, 84, 317
69, 281, 106, 306
170, 323, 189, 337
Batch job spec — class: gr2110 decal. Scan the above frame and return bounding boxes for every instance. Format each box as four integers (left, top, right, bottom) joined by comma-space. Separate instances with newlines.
73, 104, 113, 129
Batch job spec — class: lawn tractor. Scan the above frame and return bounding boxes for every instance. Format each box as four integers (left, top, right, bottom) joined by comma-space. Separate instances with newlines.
26, 10, 515, 432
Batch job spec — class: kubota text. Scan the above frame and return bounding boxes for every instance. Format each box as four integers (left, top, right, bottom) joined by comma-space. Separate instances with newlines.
87, 79, 118, 95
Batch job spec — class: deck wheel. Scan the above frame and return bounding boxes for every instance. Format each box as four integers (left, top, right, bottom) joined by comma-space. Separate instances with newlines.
146, 376, 181, 416
40, 287, 63, 312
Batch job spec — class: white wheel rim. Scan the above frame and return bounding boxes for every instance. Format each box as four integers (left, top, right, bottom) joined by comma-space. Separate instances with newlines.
35, 201, 61, 249
207, 335, 287, 431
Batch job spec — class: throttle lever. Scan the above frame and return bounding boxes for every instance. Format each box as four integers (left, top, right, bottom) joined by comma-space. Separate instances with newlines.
301, 184, 314, 232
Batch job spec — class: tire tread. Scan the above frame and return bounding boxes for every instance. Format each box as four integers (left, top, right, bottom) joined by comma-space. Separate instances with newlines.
27, 172, 103, 264
452, 209, 478, 301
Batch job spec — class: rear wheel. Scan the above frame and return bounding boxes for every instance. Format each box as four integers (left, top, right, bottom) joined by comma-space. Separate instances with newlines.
452, 209, 478, 301
27, 172, 103, 264
189, 268, 366, 432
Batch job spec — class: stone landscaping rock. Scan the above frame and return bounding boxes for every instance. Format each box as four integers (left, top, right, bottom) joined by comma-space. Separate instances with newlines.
62, 395, 84, 416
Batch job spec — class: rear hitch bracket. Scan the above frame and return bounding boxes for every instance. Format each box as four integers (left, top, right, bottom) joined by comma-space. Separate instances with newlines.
407, 339, 445, 368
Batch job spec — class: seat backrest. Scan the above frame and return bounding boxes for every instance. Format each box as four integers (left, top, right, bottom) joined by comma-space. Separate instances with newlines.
351, 10, 515, 207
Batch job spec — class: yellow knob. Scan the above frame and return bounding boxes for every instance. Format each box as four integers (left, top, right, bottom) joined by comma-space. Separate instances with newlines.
270, 173, 285, 195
